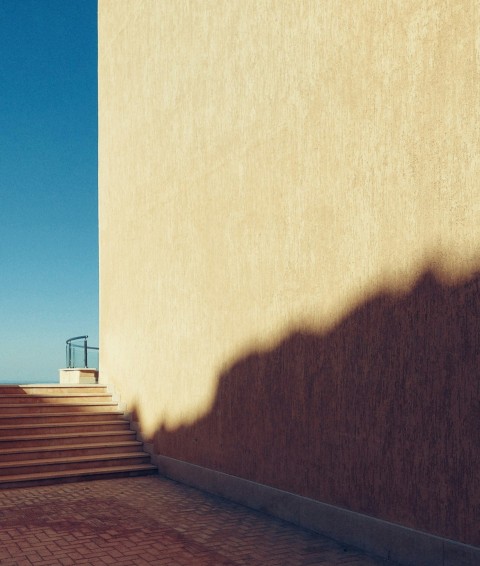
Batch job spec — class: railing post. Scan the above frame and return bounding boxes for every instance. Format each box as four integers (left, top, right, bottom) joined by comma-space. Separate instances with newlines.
65, 336, 97, 370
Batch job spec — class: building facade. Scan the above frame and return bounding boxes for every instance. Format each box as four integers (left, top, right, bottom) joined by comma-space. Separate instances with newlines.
99, 1, 480, 562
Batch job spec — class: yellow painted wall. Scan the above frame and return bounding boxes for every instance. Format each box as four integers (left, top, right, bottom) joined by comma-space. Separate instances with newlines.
99, 0, 480, 544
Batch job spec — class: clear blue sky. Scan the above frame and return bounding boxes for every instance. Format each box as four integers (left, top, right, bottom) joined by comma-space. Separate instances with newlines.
0, 0, 98, 381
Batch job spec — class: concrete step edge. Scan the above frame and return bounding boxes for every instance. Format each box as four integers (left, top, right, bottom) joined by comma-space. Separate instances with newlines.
0, 430, 137, 443
0, 386, 107, 393
0, 411, 125, 419
0, 452, 151, 469
0, 394, 112, 398
0, 421, 129, 431
0, 464, 157, 485
0, 403, 117, 407
0, 441, 143, 456
0, 412, 125, 423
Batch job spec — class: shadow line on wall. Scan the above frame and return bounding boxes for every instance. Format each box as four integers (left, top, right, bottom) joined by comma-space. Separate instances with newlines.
133, 268, 480, 547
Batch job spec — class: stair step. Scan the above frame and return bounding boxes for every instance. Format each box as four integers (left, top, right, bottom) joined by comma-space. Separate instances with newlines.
0, 411, 126, 426
0, 453, 152, 477
0, 430, 137, 449
0, 464, 157, 488
0, 385, 108, 395
0, 441, 144, 462
0, 384, 155, 488
0, 421, 130, 437
0, 394, 113, 404
0, 403, 119, 414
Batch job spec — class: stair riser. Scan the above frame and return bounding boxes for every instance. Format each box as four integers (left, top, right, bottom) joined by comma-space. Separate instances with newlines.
0, 413, 126, 426
0, 456, 152, 477
0, 423, 130, 438
0, 432, 137, 449
0, 404, 119, 414
0, 444, 144, 463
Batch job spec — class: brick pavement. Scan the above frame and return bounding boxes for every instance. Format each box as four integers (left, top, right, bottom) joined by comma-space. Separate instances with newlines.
0, 475, 404, 565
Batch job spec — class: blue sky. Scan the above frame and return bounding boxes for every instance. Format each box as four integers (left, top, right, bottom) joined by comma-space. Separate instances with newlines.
0, 0, 98, 381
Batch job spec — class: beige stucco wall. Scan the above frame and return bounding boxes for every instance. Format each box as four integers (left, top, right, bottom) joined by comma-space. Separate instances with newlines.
99, 0, 480, 544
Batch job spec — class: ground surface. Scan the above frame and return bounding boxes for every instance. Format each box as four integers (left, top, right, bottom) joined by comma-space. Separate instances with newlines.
0, 475, 403, 565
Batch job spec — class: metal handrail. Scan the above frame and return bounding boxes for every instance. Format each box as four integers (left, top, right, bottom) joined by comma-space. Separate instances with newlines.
66, 335, 99, 368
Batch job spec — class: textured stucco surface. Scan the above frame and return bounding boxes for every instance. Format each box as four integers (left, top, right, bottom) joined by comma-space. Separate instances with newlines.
99, 1, 480, 546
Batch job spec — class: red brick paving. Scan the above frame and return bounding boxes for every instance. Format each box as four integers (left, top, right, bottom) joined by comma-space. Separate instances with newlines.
0, 475, 403, 565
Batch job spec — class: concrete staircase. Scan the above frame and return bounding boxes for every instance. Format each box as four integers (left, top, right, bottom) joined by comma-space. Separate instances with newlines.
0, 384, 156, 488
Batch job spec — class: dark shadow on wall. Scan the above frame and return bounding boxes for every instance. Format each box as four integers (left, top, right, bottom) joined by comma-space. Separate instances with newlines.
149, 269, 480, 547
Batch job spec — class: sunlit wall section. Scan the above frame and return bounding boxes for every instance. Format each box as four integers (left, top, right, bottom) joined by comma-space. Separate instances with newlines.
99, 0, 480, 545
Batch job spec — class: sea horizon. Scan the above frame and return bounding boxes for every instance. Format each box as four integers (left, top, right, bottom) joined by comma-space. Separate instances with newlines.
0, 376, 59, 385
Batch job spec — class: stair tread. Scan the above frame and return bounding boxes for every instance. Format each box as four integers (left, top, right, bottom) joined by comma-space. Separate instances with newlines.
0, 441, 143, 455
0, 421, 128, 431
0, 411, 125, 419
0, 464, 157, 484
0, 430, 136, 442
0, 402, 117, 406
0, 393, 111, 397
0, 383, 107, 391
0, 452, 150, 468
